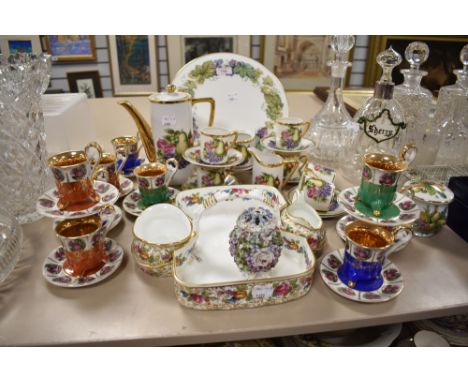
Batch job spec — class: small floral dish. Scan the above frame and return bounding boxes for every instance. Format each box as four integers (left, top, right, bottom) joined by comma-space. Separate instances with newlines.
122, 188, 179, 217
36, 181, 119, 219
336, 215, 412, 253
320, 249, 404, 303
54, 205, 123, 233
118, 175, 134, 197
288, 188, 344, 219
42, 238, 124, 288
261, 136, 313, 155
338, 187, 420, 227
183, 147, 244, 169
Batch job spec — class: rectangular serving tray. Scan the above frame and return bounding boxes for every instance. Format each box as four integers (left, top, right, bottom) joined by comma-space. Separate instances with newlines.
174, 185, 316, 310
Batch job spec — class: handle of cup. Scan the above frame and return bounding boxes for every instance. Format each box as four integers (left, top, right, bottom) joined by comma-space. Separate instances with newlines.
165, 158, 179, 186
91, 166, 108, 182
390, 225, 413, 254
400, 143, 417, 165
101, 204, 117, 236
282, 155, 308, 192
301, 121, 311, 138
227, 131, 239, 151
85, 141, 104, 175
192, 97, 216, 127
115, 146, 129, 175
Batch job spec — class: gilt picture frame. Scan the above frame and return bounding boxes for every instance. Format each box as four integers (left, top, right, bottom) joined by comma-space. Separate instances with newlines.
107, 35, 159, 96
45, 35, 96, 62
0, 35, 42, 55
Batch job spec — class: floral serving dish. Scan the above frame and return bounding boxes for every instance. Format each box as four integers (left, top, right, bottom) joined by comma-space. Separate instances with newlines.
174, 185, 315, 310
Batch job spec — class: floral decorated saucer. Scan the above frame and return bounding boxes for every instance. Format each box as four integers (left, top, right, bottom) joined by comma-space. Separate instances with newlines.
338, 187, 420, 227
122, 188, 179, 217
54, 205, 123, 232
183, 147, 244, 169
42, 238, 124, 288
36, 181, 120, 219
118, 175, 134, 197
336, 215, 412, 253
320, 249, 404, 303
288, 188, 344, 219
261, 137, 313, 155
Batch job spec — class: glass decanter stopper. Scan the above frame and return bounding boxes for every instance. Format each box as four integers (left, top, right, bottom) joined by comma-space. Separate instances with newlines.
343, 47, 407, 183
394, 42, 436, 165
308, 35, 359, 168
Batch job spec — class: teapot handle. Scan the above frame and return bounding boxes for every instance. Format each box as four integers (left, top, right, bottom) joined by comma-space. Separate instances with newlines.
192, 97, 216, 127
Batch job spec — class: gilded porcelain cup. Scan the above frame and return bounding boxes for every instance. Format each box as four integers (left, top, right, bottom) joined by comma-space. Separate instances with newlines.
274, 117, 310, 150
200, 127, 238, 165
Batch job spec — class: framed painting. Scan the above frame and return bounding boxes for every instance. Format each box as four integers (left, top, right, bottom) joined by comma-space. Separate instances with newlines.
0, 35, 42, 55
262, 35, 334, 91
167, 35, 251, 81
67, 70, 103, 98
364, 35, 468, 95
107, 35, 159, 96
45, 35, 96, 62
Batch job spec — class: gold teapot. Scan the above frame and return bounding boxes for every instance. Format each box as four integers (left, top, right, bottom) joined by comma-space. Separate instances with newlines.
119, 84, 215, 185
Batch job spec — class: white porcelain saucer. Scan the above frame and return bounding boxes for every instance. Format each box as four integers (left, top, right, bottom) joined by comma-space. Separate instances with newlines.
261, 136, 313, 155
320, 249, 404, 303
122, 188, 179, 217
288, 188, 345, 219
42, 238, 124, 288
53, 205, 123, 232
338, 187, 420, 227
183, 147, 244, 169
118, 175, 134, 197
336, 215, 412, 253
36, 181, 120, 219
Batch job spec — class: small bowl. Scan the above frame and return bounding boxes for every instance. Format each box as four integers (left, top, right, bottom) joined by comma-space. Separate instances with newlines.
131, 203, 193, 276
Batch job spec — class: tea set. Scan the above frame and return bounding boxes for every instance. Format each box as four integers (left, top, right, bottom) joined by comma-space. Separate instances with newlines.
34, 66, 454, 307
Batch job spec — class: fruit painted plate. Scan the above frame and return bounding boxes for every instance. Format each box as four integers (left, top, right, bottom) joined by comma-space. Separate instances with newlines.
54, 205, 123, 232
172, 53, 288, 141
320, 249, 404, 303
288, 188, 344, 219
338, 187, 420, 227
36, 181, 120, 219
42, 238, 124, 288
183, 147, 244, 169
122, 188, 179, 217
336, 215, 412, 253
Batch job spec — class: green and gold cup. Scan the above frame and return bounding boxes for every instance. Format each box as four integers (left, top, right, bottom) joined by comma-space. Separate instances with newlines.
356, 145, 416, 219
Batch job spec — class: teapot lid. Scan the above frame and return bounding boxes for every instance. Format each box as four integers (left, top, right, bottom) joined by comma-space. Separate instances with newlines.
149, 84, 191, 104
404, 181, 454, 205
235, 206, 277, 233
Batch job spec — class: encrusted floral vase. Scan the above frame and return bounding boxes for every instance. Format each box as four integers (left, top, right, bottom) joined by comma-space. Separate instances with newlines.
229, 206, 283, 277
0, 53, 52, 223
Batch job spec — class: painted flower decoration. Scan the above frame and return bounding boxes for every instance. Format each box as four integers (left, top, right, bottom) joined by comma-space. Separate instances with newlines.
138, 178, 150, 189
384, 268, 400, 281
45, 264, 61, 274
91, 232, 102, 248
157, 138, 176, 157
352, 246, 372, 260
256, 127, 269, 139
249, 250, 276, 272
155, 176, 165, 187
68, 238, 86, 252
328, 254, 342, 269
274, 282, 291, 297
379, 172, 397, 186
323, 270, 337, 282
190, 294, 204, 304
51, 168, 65, 182
363, 292, 381, 300
382, 285, 400, 294
96, 183, 110, 193
399, 200, 415, 211
39, 198, 54, 208
70, 164, 88, 180
362, 165, 372, 180
131, 192, 141, 202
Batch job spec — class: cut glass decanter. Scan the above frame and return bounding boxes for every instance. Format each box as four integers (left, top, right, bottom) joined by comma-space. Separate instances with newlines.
308, 35, 359, 169
342, 47, 407, 182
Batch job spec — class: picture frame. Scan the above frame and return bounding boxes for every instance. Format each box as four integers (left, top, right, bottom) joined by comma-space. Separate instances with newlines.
67, 70, 103, 99
45, 35, 96, 62
364, 35, 468, 95
107, 35, 159, 96
262, 35, 334, 91
167, 35, 251, 82
0, 35, 42, 55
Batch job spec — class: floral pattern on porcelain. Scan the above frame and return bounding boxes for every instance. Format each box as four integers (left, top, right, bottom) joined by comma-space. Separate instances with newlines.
51, 162, 92, 184
156, 129, 191, 170
320, 249, 404, 303
131, 238, 174, 278
345, 241, 387, 263
254, 173, 281, 188
413, 203, 448, 237
229, 207, 282, 274
202, 139, 228, 164
361, 164, 398, 187
312, 164, 336, 182
42, 239, 124, 288
278, 126, 301, 149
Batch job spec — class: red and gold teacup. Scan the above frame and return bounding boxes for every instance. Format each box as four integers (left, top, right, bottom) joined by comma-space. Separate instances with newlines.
55, 205, 116, 277
96, 150, 128, 191
48, 142, 104, 211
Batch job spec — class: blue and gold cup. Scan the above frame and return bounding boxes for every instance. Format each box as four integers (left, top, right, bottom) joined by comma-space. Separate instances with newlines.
338, 221, 410, 291
134, 159, 178, 207
111, 135, 143, 174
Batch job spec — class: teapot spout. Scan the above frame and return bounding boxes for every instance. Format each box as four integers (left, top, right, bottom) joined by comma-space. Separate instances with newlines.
118, 100, 157, 162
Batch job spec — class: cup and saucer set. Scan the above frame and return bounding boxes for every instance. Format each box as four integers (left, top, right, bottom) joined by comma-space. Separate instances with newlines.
320, 145, 422, 303
36, 142, 127, 288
